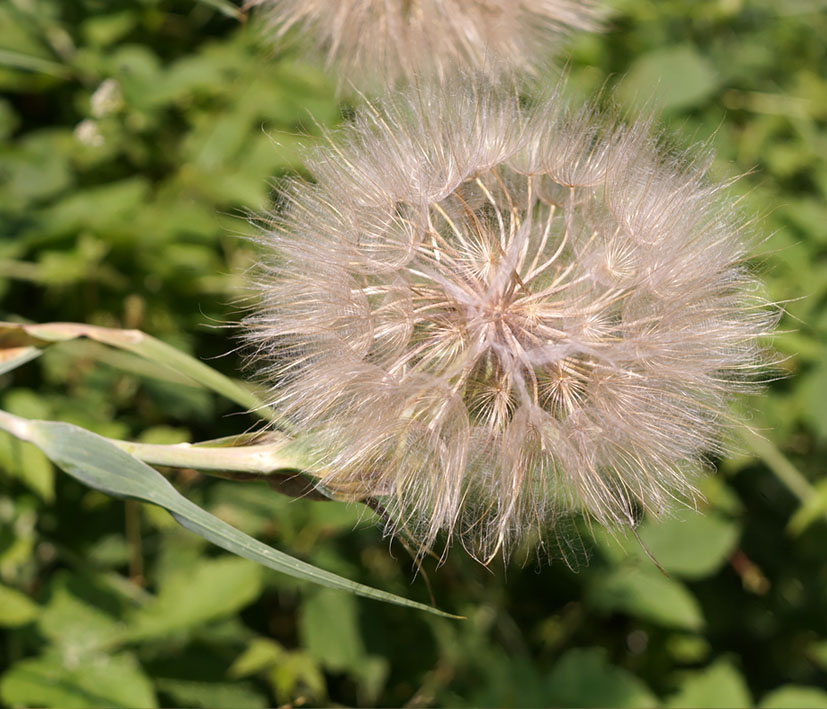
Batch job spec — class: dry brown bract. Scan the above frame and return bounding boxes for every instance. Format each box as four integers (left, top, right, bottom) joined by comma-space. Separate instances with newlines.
255, 0, 603, 84
245, 77, 774, 563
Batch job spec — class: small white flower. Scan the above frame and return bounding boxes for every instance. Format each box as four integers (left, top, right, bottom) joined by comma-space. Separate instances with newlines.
74, 119, 104, 147
90, 78, 123, 118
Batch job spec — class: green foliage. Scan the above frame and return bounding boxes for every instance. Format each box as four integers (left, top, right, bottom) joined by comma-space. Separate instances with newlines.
0, 411, 449, 614
546, 647, 658, 708
1, 0, 826, 706
667, 660, 752, 708
760, 686, 827, 708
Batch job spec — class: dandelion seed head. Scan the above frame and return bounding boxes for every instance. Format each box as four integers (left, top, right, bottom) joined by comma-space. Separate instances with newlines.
246, 77, 775, 563
254, 0, 604, 85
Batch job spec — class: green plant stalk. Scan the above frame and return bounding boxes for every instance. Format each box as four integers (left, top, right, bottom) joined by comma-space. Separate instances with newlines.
741, 426, 823, 515
111, 439, 310, 476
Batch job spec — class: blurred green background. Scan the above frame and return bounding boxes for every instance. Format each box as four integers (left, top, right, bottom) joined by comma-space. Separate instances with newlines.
1, 0, 826, 706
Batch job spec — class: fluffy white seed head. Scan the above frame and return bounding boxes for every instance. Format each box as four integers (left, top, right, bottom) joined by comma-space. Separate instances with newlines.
254, 0, 603, 85
245, 77, 774, 563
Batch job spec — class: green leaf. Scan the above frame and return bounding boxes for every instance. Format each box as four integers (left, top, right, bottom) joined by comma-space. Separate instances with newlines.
37, 573, 124, 654
0, 345, 41, 375
0, 48, 70, 78
82, 11, 137, 48
546, 647, 658, 708
229, 638, 286, 678
123, 557, 263, 642
39, 178, 150, 236
788, 478, 827, 536
587, 564, 704, 631
300, 588, 366, 672
620, 45, 718, 112
760, 686, 827, 708
803, 355, 827, 442
156, 678, 267, 709
194, 0, 243, 19
0, 410, 458, 618
0, 321, 278, 425
0, 583, 39, 626
0, 431, 54, 501
269, 652, 327, 706
0, 130, 73, 207
0, 650, 157, 709
808, 639, 827, 671
667, 659, 752, 708
637, 509, 740, 579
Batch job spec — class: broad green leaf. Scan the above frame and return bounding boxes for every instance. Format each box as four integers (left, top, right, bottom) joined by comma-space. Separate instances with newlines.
587, 564, 704, 631
0, 321, 277, 424
0, 48, 70, 78
667, 635, 711, 664
300, 588, 366, 672
37, 573, 124, 654
637, 509, 740, 579
546, 647, 658, 708
39, 178, 149, 236
0, 131, 73, 207
229, 638, 286, 678
0, 410, 458, 618
620, 45, 718, 112
760, 686, 827, 708
0, 650, 157, 709
809, 639, 827, 671
0, 431, 54, 501
123, 557, 263, 642
156, 678, 267, 709
81, 11, 137, 48
269, 651, 327, 706
667, 660, 752, 708
0, 583, 39, 626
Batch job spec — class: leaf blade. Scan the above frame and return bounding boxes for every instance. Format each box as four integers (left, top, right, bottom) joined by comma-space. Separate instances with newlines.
0, 321, 278, 424
0, 410, 457, 618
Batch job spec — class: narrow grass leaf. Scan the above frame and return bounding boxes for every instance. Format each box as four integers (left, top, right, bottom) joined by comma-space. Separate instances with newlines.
0, 410, 458, 618
0, 321, 277, 423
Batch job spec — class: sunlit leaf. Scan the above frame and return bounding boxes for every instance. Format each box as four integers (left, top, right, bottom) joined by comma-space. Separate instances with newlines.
0, 345, 41, 375
0, 321, 277, 424
194, 0, 243, 20
0, 410, 458, 618
156, 678, 267, 709
123, 557, 263, 642
760, 685, 827, 708
587, 565, 704, 631
546, 647, 658, 708
667, 660, 752, 708
620, 45, 718, 111
0, 583, 39, 627
300, 588, 366, 672
0, 650, 157, 709
637, 509, 740, 579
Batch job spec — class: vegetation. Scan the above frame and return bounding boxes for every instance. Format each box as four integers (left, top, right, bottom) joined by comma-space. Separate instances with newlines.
0, 0, 825, 706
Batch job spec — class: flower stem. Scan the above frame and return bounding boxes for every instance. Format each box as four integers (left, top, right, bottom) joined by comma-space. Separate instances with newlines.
112, 436, 331, 500
741, 426, 821, 512
110, 438, 310, 476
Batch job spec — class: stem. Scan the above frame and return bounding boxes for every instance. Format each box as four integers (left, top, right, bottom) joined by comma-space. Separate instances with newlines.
741, 426, 821, 511
112, 436, 332, 501
111, 439, 310, 475
125, 500, 144, 584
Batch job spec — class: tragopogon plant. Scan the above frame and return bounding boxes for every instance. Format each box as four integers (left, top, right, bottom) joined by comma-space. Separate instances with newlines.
245, 76, 775, 563
255, 0, 603, 85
